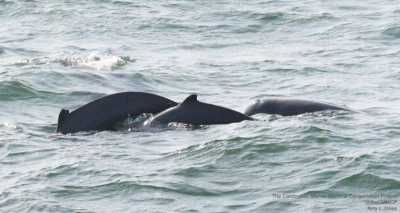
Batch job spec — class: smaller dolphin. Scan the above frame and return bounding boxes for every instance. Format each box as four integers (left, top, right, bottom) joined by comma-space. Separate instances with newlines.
244, 99, 347, 116
147, 94, 253, 126
57, 92, 177, 134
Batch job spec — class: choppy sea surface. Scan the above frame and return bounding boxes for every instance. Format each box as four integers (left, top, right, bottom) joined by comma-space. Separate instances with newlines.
1, 0, 400, 212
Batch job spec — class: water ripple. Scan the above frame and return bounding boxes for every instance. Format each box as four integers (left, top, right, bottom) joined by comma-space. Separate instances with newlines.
383, 26, 400, 38
1, 0, 400, 212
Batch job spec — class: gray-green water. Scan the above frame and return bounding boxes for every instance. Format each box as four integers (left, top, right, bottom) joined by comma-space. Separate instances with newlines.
1, 0, 400, 212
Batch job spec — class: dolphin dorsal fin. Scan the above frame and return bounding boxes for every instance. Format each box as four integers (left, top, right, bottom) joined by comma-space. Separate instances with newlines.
57, 109, 70, 133
182, 94, 198, 105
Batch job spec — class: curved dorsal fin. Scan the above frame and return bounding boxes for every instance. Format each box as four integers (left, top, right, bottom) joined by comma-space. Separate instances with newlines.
57, 109, 70, 133
182, 94, 198, 105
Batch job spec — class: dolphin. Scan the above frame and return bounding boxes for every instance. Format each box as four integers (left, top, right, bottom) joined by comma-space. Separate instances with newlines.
57, 92, 177, 134
146, 94, 253, 127
244, 99, 348, 116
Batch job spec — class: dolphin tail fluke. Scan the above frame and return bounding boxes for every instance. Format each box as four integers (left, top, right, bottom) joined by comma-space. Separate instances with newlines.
57, 109, 70, 133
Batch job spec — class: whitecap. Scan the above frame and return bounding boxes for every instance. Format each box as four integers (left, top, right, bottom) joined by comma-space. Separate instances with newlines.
0, 53, 135, 71
55, 53, 135, 71
0, 122, 18, 129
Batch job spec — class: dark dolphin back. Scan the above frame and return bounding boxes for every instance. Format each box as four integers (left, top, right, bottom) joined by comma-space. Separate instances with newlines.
149, 94, 252, 126
57, 92, 177, 134
244, 99, 347, 116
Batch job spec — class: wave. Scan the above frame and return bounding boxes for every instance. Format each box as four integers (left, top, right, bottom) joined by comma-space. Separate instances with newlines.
1, 53, 135, 71
383, 26, 400, 38
0, 122, 18, 130
54, 53, 135, 71
289, 13, 337, 24
253, 12, 286, 22
0, 79, 88, 104
49, 180, 242, 198
335, 172, 400, 190
295, 171, 400, 195
0, 0, 14, 6
211, 10, 287, 22
162, 134, 290, 172
0, 80, 42, 101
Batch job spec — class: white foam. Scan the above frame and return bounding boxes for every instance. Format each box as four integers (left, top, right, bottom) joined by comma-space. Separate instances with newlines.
0, 122, 17, 129
56, 53, 134, 71
0, 53, 134, 71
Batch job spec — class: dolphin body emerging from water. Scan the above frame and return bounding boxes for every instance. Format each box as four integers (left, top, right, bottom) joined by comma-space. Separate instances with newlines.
244, 99, 347, 116
57, 92, 177, 134
57, 92, 348, 134
146, 94, 253, 127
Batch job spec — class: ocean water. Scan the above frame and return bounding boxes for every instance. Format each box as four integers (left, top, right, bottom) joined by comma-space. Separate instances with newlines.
1, 0, 400, 212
